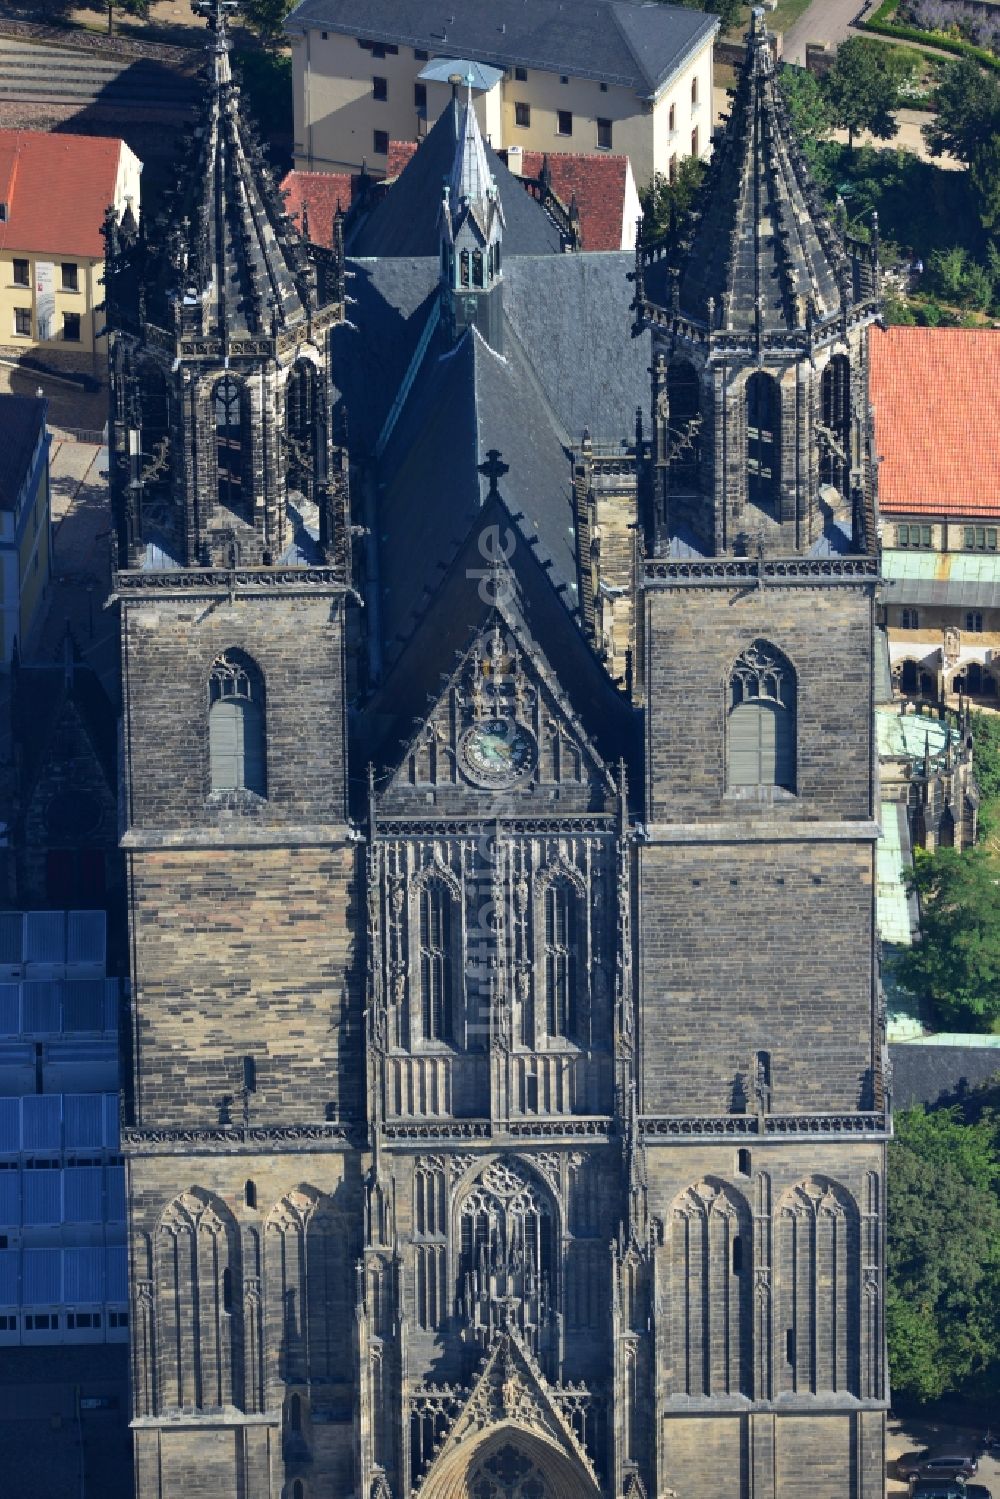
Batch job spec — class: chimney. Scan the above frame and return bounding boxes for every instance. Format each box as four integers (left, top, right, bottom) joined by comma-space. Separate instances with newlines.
506, 145, 523, 177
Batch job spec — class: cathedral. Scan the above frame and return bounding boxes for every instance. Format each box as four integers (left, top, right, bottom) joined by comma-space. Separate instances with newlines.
106, 7, 889, 1498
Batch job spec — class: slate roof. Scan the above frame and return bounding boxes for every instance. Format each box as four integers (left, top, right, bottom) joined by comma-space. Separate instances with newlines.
501, 149, 632, 252
347, 98, 565, 258
665, 12, 847, 331
870, 326, 1000, 517
284, 0, 717, 95
376, 324, 577, 665
280, 168, 357, 247
0, 394, 45, 512
890, 1042, 1000, 1110
0, 130, 125, 260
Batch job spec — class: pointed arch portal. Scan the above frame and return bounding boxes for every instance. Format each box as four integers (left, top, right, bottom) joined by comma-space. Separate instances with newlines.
418, 1423, 600, 1499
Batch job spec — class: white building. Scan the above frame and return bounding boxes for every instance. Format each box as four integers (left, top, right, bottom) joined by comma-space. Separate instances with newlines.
285, 0, 718, 189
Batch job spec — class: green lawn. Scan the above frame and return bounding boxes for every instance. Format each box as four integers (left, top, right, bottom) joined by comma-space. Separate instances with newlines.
768, 0, 817, 35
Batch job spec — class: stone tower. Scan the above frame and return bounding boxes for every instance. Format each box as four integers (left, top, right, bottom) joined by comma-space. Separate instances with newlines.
107, 6, 359, 1497
630, 9, 889, 1497
110, 7, 889, 1499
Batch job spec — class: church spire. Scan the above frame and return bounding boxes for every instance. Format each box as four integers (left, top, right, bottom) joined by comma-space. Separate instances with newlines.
439, 81, 505, 351
673, 6, 867, 335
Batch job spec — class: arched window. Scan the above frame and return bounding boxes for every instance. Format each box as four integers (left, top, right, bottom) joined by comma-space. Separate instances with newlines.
208, 650, 266, 796
472, 248, 484, 287
286, 359, 317, 501
418, 879, 453, 1042
728, 641, 796, 793
667, 1179, 752, 1397
746, 372, 781, 513
820, 354, 851, 494
543, 878, 578, 1040
777, 1178, 860, 1396
458, 1159, 554, 1351
214, 376, 246, 517
138, 362, 170, 498
460, 249, 470, 288
667, 359, 701, 489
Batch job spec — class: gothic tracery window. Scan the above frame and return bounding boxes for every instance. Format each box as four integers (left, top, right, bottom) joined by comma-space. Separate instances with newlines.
820, 354, 851, 494
208, 650, 266, 796
727, 640, 796, 793
746, 371, 781, 512
543, 877, 578, 1040
418, 878, 454, 1042
457, 1160, 555, 1351
666, 358, 700, 488
214, 376, 247, 518
286, 359, 317, 501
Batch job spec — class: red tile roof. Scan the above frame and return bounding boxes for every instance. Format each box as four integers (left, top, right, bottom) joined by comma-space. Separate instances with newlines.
0, 130, 126, 260
500, 149, 630, 251
280, 170, 356, 248
387, 139, 419, 177
870, 326, 1000, 517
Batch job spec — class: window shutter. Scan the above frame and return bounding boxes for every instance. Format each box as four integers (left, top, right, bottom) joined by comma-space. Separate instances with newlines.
210, 698, 242, 790
730, 701, 794, 790
729, 703, 764, 785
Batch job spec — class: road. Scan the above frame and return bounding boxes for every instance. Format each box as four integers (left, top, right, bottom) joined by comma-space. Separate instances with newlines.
780, 0, 864, 65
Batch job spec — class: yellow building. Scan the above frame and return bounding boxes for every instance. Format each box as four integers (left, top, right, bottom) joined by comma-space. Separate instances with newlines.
0, 393, 50, 663
0, 130, 141, 372
285, 0, 717, 189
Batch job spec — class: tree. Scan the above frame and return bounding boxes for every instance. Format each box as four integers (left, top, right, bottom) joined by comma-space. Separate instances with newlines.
972, 710, 1000, 803
924, 58, 1000, 232
671, 0, 744, 31
778, 64, 833, 163
894, 844, 1000, 1030
240, 0, 294, 48
823, 37, 902, 151
887, 1105, 1000, 1405
640, 156, 706, 240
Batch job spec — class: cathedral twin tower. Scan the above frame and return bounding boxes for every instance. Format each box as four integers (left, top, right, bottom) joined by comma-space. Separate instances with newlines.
107, 9, 889, 1498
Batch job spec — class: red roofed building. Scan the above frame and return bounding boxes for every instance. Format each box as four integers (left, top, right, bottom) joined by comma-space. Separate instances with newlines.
871, 325, 1000, 702
500, 146, 641, 251
0, 129, 141, 368
280, 167, 357, 248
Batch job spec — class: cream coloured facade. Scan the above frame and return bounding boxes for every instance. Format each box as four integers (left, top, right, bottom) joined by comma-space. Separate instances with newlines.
0, 132, 141, 369
288, 20, 716, 189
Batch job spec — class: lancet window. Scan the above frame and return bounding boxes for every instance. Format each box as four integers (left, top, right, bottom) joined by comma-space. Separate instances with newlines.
457, 1160, 555, 1352
214, 376, 247, 518
543, 877, 578, 1040
418, 878, 454, 1042
727, 641, 796, 793
746, 372, 781, 512
208, 650, 266, 796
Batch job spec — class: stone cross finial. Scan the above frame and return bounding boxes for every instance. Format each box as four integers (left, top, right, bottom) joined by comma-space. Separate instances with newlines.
478, 448, 509, 497
191, 0, 238, 35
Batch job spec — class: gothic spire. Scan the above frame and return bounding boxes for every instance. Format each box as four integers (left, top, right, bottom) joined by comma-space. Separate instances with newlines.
677, 6, 853, 333
451, 82, 493, 209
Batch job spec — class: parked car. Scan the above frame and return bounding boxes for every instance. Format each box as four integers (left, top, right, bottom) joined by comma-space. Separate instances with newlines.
898, 1452, 980, 1482
908, 1483, 968, 1499
965, 1486, 993, 1499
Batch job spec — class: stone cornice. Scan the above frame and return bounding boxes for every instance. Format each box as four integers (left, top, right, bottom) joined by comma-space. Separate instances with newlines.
113, 565, 352, 602
643, 556, 879, 588
641, 1111, 889, 1141
121, 1122, 358, 1155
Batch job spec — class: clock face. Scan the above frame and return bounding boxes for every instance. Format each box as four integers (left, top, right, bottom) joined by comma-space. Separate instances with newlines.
461, 717, 537, 786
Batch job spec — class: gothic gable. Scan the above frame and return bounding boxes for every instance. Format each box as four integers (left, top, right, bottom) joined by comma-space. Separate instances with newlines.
415, 1329, 601, 1499
377, 616, 615, 816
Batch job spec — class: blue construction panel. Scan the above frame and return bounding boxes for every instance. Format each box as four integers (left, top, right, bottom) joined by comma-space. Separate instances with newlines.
0, 984, 19, 1036
0, 1173, 20, 1226
0, 913, 23, 971
105, 1165, 126, 1222
23, 1247, 61, 1304
0, 1248, 18, 1305
23, 1170, 61, 1225
64, 1094, 103, 1148
0, 1099, 18, 1153
66, 912, 106, 968
21, 1095, 61, 1151
62, 980, 107, 1033
63, 1247, 104, 1303
102, 1093, 119, 1148
105, 1245, 127, 1302
64, 1166, 103, 1223
24, 912, 65, 967
21, 981, 61, 1034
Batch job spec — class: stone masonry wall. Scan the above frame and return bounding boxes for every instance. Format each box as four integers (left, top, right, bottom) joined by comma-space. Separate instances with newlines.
121, 594, 349, 832
644, 583, 874, 824
639, 838, 875, 1115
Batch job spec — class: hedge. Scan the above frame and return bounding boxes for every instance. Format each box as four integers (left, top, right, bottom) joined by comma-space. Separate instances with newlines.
862, 1, 1000, 72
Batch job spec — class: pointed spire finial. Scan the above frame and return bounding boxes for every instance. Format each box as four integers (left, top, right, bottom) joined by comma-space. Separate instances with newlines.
748, 6, 774, 76
478, 448, 509, 498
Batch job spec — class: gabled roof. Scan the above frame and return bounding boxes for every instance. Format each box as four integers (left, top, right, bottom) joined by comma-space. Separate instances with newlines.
870, 326, 1000, 517
280, 169, 357, 247
501, 149, 633, 251
0, 395, 46, 512
0, 130, 126, 259
670, 11, 848, 331
347, 97, 564, 258
285, 0, 717, 96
